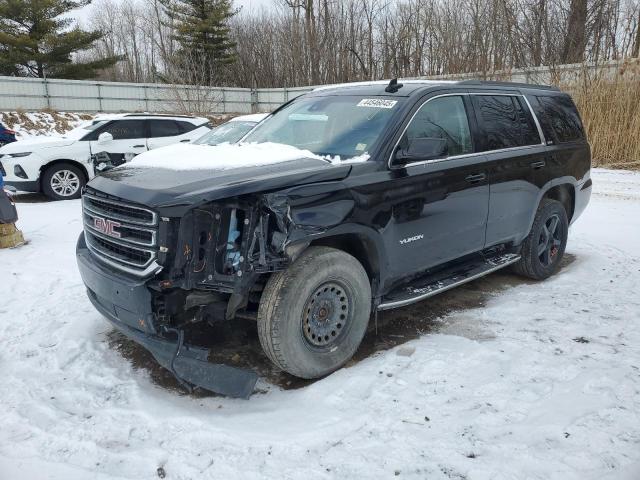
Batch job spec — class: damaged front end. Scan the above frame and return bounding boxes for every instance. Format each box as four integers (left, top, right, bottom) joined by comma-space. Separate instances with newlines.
159, 197, 291, 318
76, 192, 302, 398
76, 155, 355, 398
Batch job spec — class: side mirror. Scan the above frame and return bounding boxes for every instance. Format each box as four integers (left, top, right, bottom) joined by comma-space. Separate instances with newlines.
97, 132, 113, 144
395, 137, 447, 165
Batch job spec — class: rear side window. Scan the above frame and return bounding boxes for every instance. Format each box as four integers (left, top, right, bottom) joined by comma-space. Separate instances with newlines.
149, 120, 182, 137
536, 95, 584, 143
474, 95, 541, 150
405, 95, 473, 156
177, 121, 198, 133
514, 98, 541, 145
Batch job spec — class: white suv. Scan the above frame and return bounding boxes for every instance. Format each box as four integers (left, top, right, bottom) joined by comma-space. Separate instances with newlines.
0, 114, 210, 200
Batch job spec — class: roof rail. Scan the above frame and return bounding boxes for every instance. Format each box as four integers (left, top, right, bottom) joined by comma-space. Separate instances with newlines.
313, 79, 456, 92
123, 113, 197, 118
458, 80, 560, 91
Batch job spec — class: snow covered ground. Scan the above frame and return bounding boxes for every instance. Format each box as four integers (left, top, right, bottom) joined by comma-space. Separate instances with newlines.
1, 169, 639, 480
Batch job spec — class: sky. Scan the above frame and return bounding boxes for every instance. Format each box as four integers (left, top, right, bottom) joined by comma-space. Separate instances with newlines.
69, 0, 275, 24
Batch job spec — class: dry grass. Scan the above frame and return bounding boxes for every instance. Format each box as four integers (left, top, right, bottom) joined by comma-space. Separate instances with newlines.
0, 111, 93, 136
562, 60, 640, 170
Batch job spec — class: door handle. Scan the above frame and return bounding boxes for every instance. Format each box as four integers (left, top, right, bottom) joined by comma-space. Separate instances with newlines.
465, 173, 486, 184
531, 160, 546, 169
180, 139, 191, 143
132, 144, 145, 148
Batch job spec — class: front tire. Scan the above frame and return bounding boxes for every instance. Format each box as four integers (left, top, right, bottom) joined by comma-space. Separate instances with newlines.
42, 163, 85, 200
513, 198, 568, 280
257, 246, 372, 379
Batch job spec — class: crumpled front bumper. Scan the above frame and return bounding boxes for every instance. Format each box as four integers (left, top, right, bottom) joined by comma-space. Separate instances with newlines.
76, 234, 258, 398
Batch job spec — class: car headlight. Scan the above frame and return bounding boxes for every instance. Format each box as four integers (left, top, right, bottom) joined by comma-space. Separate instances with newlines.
9, 152, 31, 157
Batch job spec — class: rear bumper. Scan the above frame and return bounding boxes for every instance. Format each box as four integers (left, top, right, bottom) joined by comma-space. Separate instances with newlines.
572, 176, 592, 225
76, 234, 258, 398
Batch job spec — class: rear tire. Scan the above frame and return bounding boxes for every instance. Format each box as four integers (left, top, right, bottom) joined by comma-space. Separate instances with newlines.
257, 246, 371, 379
513, 198, 568, 280
42, 163, 85, 200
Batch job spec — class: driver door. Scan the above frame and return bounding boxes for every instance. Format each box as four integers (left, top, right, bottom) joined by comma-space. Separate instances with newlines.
89, 119, 148, 160
381, 94, 490, 283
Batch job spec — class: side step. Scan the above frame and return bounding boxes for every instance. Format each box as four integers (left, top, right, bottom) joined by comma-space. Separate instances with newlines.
377, 253, 520, 311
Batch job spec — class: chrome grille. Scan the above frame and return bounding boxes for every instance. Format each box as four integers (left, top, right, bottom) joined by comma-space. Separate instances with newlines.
82, 192, 161, 277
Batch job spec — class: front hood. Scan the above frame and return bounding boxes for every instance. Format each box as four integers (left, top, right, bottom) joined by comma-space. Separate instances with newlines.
0, 136, 76, 153
87, 143, 351, 210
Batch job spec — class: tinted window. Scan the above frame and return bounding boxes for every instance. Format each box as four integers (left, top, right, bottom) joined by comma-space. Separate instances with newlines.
475, 95, 540, 150
99, 120, 146, 140
149, 120, 182, 137
177, 121, 197, 133
405, 95, 472, 156
514, 97, 541, 145
537, 95, 584, 143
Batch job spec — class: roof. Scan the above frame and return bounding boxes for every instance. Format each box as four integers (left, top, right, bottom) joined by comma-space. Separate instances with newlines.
458, 80, 560, 91
312, 80, 455, 96
313, 79, 456, 92
124, 113, 196, 119
122, 113, 209, 123
312, 78, 559, 95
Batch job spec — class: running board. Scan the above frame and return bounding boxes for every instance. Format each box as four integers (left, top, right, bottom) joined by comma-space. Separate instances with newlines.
377, 253, 520, 311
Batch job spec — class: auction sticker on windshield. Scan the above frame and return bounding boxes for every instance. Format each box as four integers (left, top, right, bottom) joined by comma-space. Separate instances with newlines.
357, 99, 398, 109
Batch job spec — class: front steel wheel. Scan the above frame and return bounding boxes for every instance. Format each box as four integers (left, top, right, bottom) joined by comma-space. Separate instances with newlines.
258, 246, 371, 379
302, 281, 352, 348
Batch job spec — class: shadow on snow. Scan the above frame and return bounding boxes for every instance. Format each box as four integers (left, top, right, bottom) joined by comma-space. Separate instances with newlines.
107, 253, 577, 397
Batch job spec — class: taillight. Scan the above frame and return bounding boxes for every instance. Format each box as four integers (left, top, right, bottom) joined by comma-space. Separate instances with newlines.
4, 129, 15, 135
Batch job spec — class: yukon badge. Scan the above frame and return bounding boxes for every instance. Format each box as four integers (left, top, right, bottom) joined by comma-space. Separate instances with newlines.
399, 234, 424, 245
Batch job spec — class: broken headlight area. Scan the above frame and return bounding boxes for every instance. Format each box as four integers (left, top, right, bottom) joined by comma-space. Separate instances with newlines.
150, 199, 291, 322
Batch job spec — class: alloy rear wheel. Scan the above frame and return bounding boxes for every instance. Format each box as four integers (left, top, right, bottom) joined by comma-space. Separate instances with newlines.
513, 198, 568, 280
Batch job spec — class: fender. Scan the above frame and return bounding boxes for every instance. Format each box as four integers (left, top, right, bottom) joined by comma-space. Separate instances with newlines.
40, 158, 93, 182
288, 223, 388, 296
524, 175, 580, 243
262, 185, 389, 298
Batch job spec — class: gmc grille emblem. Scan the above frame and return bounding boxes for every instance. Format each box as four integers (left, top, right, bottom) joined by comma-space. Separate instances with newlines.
93, 216, 121, 238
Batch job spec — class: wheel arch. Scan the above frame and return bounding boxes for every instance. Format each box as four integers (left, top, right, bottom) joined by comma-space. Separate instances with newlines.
40, 159, 91, 183
543, 183, 575, 222
522, 177, 577, 243
301, 229, 385, 297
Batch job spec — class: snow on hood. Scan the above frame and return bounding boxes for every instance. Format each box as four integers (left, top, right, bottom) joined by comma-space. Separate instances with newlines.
128, 142, 370, 170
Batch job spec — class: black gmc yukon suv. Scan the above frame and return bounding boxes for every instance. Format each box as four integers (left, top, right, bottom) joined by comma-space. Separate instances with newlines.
76, 80, 591, 397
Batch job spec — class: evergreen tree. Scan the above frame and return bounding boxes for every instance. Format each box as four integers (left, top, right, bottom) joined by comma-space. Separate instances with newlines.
162, 0, 237, 84
0, 0, 119, 79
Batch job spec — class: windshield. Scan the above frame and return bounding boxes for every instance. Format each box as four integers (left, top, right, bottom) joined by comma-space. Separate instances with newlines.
244, 95, 403, 159
194, 121, 257, 146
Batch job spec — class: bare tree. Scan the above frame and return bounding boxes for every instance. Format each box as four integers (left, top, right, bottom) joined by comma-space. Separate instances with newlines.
82, 0, 640, 88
